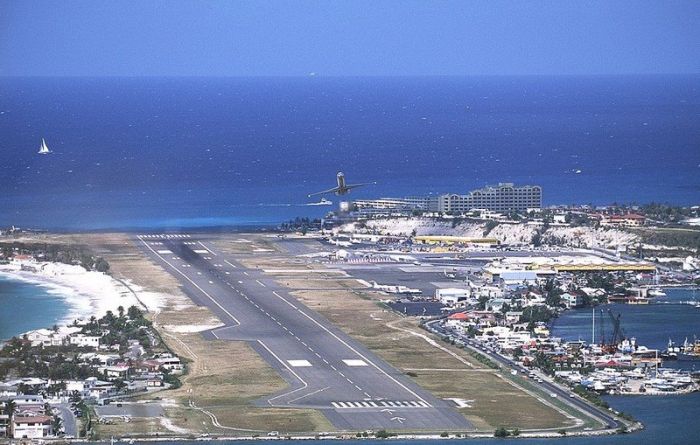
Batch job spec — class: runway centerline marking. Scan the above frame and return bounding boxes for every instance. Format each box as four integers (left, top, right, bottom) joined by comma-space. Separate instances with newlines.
267, 286, 427, 402
139, 238, 240, 326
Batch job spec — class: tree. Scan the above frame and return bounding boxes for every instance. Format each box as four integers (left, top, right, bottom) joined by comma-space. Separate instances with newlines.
3, 400, 16, 437
513, 347, 523, 360
494, 427, 510, 437
52, 415, 63, 435
94, 257, 110, 273
118, 306, 125, 319
531, 231, 542, 247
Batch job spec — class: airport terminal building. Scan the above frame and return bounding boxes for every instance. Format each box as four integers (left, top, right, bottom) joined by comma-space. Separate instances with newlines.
349, 183, 542, 216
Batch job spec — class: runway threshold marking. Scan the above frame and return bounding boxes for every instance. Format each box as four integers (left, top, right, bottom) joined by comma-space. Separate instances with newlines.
330, 401, 430, 409
268, 287, 428, 403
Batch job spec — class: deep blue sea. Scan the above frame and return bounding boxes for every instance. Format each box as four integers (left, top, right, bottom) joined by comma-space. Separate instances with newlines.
1, 75, 699, 231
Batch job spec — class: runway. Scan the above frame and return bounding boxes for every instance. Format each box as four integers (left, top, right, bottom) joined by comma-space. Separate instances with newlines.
136, 234, 472, 431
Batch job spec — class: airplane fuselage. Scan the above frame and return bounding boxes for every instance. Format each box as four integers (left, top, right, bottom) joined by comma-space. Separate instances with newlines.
335, 172, 349, 195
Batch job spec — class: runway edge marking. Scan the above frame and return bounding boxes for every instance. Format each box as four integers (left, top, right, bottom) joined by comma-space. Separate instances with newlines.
268, 285, 429, 404
138, 236, 240, 326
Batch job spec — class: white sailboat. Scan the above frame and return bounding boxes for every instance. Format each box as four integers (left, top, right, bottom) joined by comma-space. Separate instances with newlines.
38, 138, 51, 154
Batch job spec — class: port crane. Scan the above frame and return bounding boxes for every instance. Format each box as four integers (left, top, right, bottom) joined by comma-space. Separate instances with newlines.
598, 308, 626, 352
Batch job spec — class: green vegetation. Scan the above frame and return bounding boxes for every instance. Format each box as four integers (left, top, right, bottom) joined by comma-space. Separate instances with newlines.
483, 220, 499, 236
493, 427, 511, 437
464, 348, 499, 369
81, 305, 153, 353
0, 305, 155, 381
531, 231, 542, 247
279, 217, 322, 233
0, 339, 102, 381
0, 241, 110, 272
633, 227, 700, 252
375, 430, 397, 439
543, 279, 563, 307
520, 305, 556, 324
572, 384, 610, 410
640, 203, 697, 224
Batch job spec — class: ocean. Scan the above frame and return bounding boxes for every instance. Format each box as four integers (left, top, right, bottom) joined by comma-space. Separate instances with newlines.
1, 75, 699, 231
2, 75, 699, 441
0, 274, 71, 340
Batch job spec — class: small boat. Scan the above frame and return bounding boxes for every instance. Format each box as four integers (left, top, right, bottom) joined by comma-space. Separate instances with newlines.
647, 288, 667, 297
307, 197, 333, 206
38, 138, 51, 154
678, 338, 700, 361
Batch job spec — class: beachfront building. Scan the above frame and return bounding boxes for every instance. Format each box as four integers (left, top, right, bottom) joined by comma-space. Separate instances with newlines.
599, 213, 646, 227
347, 184, 541, 217
69, 334, 101, 348
25, 327, 82, 347
437, 183, 542, 213
12, 415, 53, 439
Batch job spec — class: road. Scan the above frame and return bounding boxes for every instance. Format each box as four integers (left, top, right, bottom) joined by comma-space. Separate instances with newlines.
136, 234, 472, 432
53, 403, 77, 438
425, 320, 621, 430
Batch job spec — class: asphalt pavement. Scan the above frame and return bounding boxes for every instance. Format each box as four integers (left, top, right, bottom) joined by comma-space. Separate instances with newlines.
136, 234, 472, 432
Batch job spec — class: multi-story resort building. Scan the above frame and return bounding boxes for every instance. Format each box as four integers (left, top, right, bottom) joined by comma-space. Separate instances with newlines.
437, 183, 542, 213
347, 183, 542, 216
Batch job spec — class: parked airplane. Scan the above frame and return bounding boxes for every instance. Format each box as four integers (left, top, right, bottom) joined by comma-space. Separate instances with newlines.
308, 171, 375, 197
370, 281, 422, 295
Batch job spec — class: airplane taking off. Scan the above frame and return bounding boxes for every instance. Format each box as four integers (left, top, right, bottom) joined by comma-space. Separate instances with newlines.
308, 172, 375, 197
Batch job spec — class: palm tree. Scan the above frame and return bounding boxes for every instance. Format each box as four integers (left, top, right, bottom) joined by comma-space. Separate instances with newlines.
51, 415, 63, 436
3, 400, 16, 437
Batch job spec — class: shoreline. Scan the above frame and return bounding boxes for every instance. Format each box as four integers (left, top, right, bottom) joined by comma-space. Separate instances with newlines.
0, 261, 165, 339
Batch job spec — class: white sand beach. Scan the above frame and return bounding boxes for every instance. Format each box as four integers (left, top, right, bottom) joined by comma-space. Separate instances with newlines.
0, 259, 166, 327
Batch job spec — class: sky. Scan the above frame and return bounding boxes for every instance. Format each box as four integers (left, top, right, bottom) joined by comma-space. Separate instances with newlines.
1, 0, 698, 77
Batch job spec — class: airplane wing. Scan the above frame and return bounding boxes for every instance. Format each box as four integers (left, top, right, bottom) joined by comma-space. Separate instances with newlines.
307, 187, 340, 198
345, 181, 377, 191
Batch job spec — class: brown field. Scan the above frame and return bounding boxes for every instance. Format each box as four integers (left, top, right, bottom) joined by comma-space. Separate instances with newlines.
17, 232, 591, 435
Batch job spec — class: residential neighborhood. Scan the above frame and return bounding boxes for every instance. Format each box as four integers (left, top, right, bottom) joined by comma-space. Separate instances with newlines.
0, 306, 183, 439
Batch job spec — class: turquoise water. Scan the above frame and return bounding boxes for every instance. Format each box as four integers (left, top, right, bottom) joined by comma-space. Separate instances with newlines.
3, 280, 698, 441
0, 274, 71, 340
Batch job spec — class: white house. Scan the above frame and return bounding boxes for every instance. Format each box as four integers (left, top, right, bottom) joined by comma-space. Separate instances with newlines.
69, 334, 101, 348
12, 415, 53, 439
562, 292, 584, 308
25, 326, 81, 347
154, 354, 183, 374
